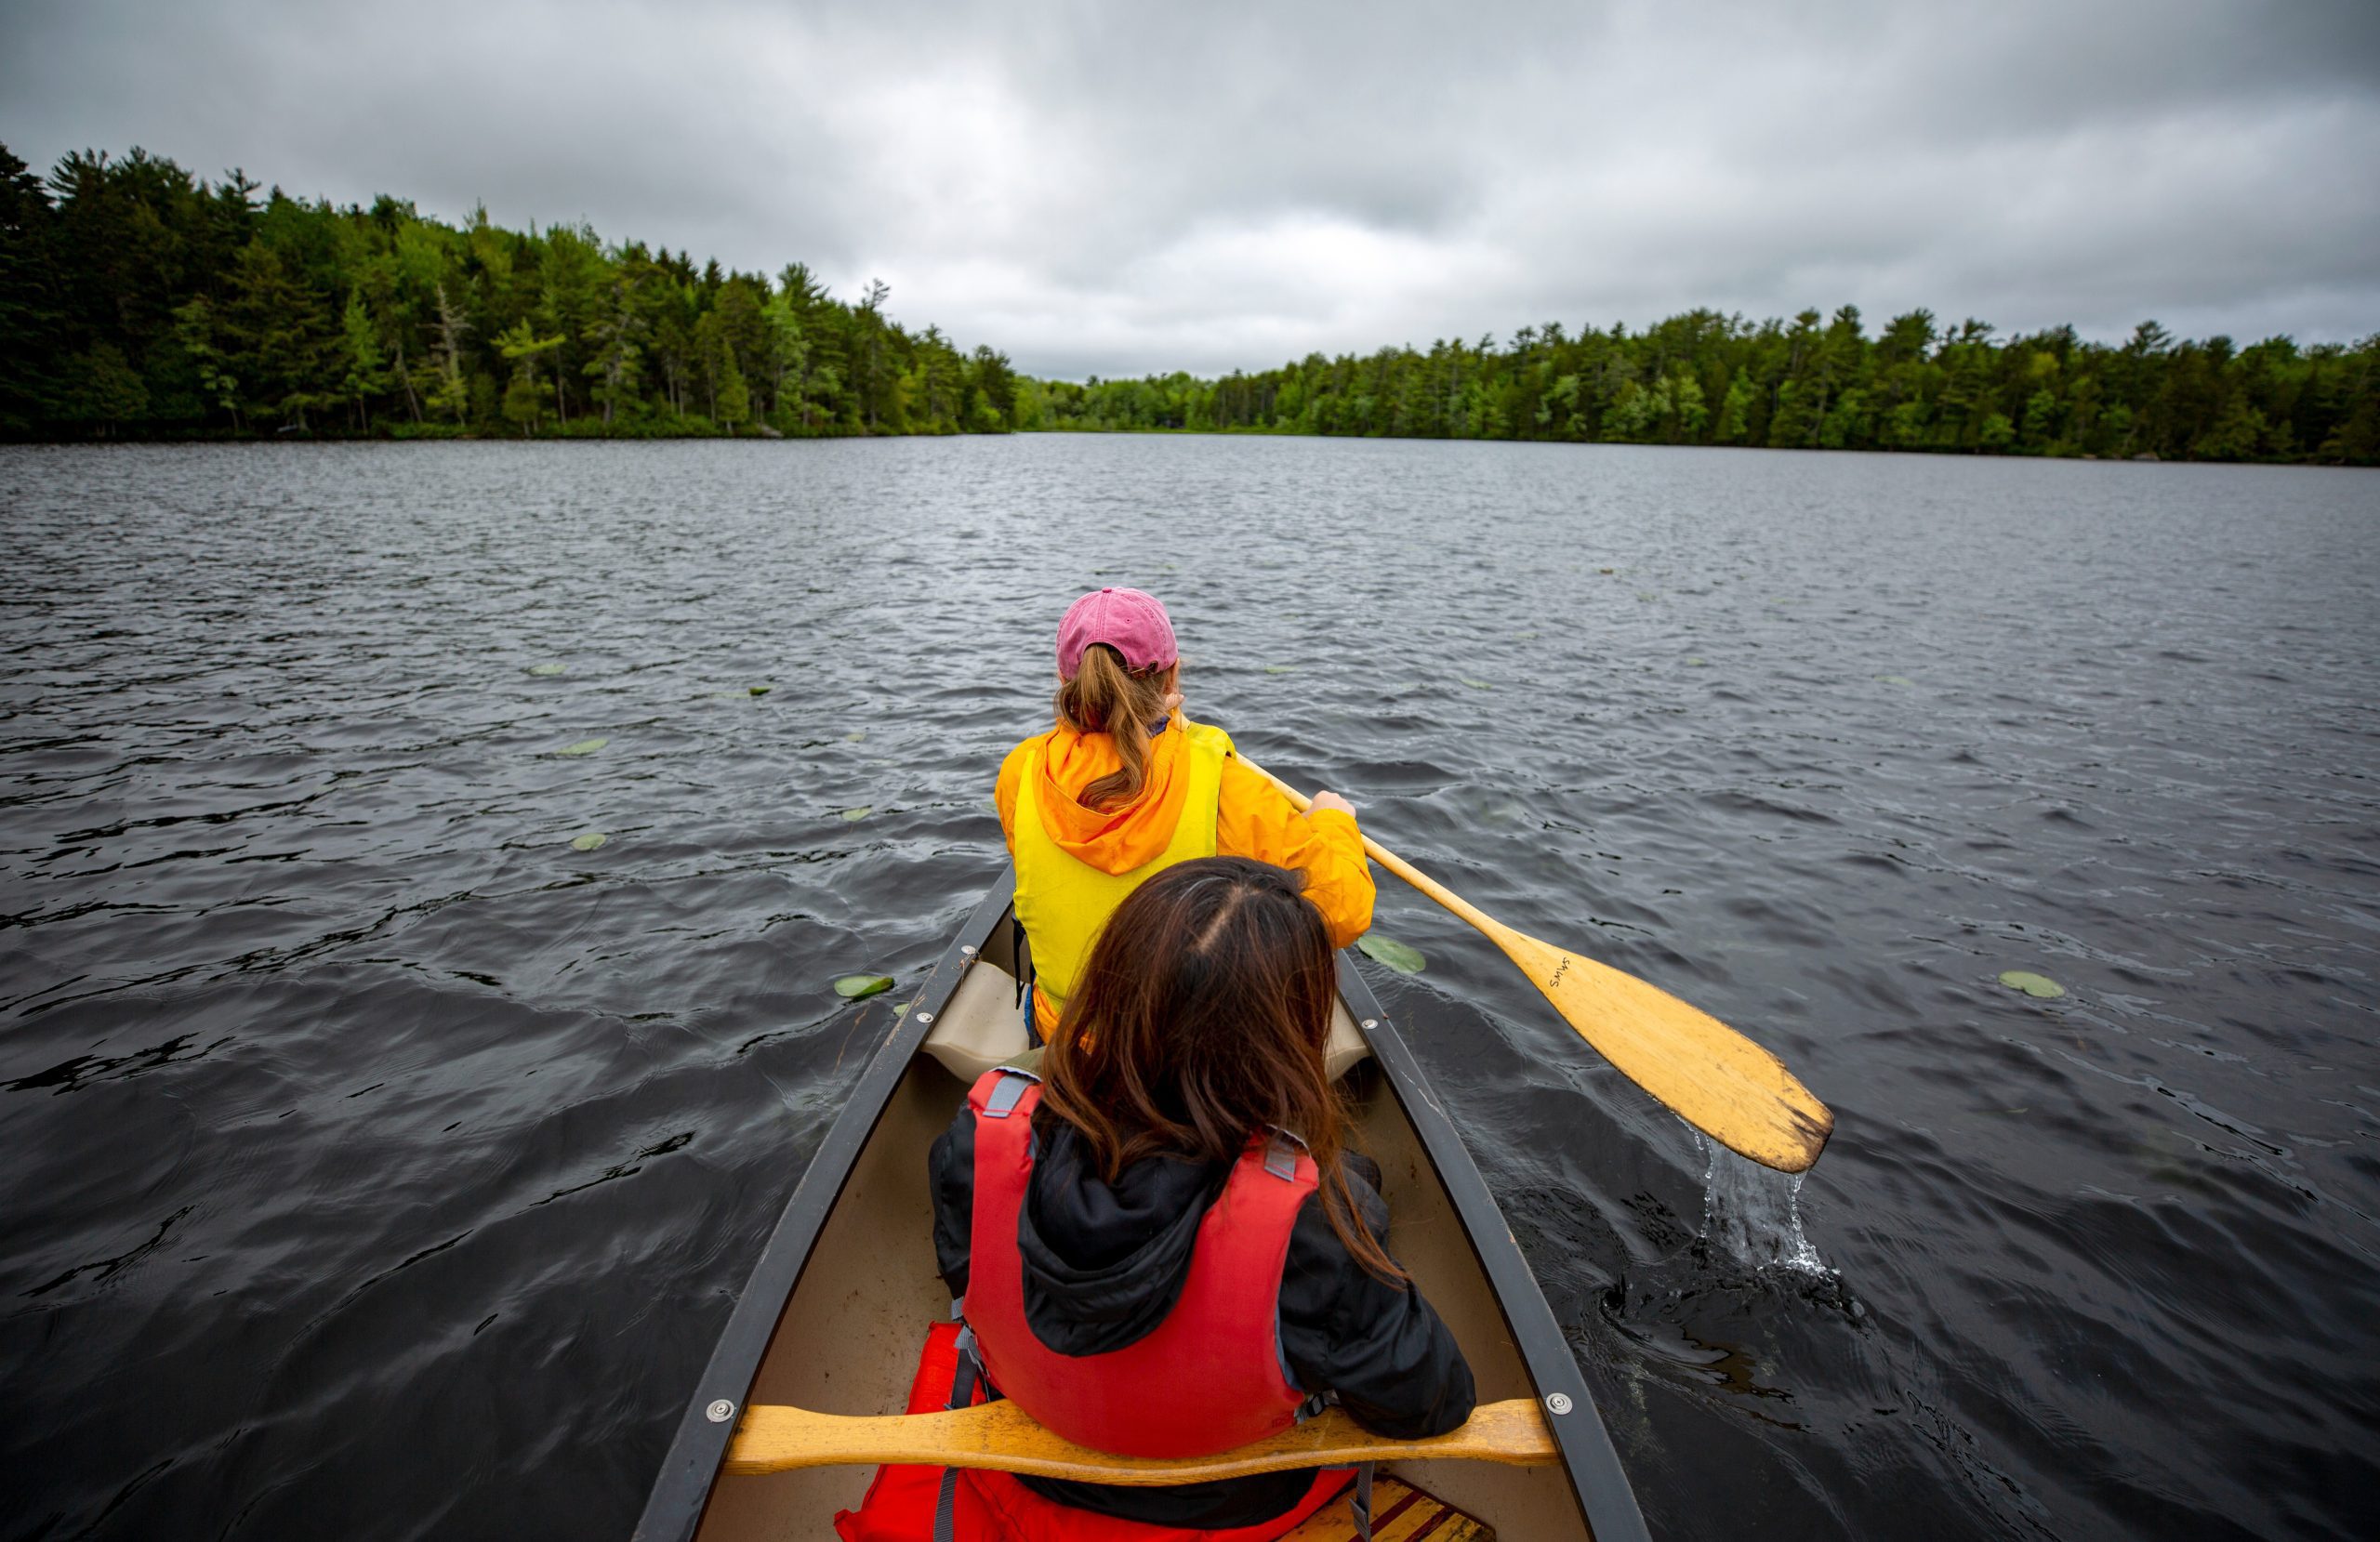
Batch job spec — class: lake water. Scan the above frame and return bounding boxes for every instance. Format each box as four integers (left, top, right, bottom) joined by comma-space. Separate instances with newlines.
2, 437, 2374, 1541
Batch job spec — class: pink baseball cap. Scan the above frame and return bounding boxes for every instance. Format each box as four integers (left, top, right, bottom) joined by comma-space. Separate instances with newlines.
1056, 587, 1178, 678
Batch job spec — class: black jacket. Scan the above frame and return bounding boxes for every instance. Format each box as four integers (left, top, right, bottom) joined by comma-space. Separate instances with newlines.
928, 1102, 1475, 1530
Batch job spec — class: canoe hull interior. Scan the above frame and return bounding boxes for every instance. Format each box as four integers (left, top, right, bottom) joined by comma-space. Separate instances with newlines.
647, 879, 1644, 1542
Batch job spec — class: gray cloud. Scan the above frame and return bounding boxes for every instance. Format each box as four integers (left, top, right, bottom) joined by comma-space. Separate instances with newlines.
4, 0, 2373, 378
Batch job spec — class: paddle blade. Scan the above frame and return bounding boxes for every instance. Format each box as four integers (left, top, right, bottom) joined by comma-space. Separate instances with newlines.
1495, 925, 1832, 1172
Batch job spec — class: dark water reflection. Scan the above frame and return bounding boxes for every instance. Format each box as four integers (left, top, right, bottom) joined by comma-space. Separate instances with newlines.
2, 439, 2373, 1540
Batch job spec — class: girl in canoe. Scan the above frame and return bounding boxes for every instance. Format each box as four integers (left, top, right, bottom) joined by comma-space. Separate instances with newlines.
997, 586, 1374, 1040
892, 857, 1474, 1540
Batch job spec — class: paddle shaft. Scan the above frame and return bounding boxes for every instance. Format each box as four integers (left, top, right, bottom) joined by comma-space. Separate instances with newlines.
1250, 764, 1500, 935
1242, 755, 1833, 1172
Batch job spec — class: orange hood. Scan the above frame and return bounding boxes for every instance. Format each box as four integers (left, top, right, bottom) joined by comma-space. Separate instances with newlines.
1027, 724, 1194, 876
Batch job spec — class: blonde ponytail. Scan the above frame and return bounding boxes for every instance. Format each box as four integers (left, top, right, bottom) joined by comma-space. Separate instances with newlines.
1055, 644, 1175, 811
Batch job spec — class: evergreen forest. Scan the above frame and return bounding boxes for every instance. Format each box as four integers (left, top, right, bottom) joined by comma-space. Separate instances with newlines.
2, 144, 2373, 464
0, 146, 1020, 440
1037, 312, 2380, 465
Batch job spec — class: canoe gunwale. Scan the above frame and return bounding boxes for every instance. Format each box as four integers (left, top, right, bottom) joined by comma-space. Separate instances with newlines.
1333, 953, 1653, 1542
631, 871, 1019, 1542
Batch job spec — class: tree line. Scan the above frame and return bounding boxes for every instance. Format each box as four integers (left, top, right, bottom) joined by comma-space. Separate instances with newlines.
1035, 309, 2380, 465
4, 144, 2372, 462
0, 145, 1020, 440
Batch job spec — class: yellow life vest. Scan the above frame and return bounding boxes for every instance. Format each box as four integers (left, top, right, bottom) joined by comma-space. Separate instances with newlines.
1012, 720, 1233, 1021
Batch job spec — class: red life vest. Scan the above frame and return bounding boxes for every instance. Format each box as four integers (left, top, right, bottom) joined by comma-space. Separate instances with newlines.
834, 1070, 1355, 1542
963, 1067, 1317, 1459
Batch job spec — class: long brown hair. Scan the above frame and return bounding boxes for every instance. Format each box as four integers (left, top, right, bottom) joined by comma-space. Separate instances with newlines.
1036, 856, 1404, 1282
1053, 643, 1176, 811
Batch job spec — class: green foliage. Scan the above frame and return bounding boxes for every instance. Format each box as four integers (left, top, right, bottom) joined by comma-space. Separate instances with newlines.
68, 342, 149, 431
716, 350, 751, 431
0, 143, 1023, 441
10, 139, 2371, 464
1030, 305, 2380, 467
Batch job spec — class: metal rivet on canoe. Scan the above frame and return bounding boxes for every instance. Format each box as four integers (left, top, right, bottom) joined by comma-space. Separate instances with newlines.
706, 1399, 735, 1423
960, 944, 977, 957
1544, 1392, 1573, 1416
1361, 1019, 1379, 1030
916, 1011, 935, 1024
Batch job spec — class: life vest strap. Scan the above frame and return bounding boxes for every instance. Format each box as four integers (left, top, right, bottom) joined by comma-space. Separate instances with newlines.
932, 1327, 990, 1542
983, 1068, 1039, 1118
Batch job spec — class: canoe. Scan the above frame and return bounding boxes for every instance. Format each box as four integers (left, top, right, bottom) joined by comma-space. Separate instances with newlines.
633, 871, 1651, 1542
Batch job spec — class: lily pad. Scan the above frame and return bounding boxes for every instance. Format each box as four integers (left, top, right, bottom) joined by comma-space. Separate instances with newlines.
1459, 677, 1495, 690
841, 806, 872, 822
570, 831, 608, 851
526, 662, 567, 677
834, 974, 895, 999
1877, 674, 1915, 687
557, 737, 608, 757
1598, 567, 1616, 574
1685, 655, 1707, 667
845, 730, 866, 742
748, 684, 773, 697
1264, 665, 1297, 674
1998, 969, 2066, 999
1357, 934, 1427, 974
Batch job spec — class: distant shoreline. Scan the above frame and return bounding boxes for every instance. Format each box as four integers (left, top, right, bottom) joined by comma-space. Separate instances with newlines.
13, 426, 2359, 469
7, 144, 2372, 466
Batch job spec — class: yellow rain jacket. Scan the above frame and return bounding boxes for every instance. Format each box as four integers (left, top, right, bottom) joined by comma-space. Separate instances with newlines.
996, 718, 1375, 1035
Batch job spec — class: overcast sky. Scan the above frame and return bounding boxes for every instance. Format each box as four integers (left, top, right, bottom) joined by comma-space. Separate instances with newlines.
5, 0, 2375, 378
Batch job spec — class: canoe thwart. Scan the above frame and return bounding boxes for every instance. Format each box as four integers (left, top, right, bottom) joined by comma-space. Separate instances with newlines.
721, 1396, 1558, 1483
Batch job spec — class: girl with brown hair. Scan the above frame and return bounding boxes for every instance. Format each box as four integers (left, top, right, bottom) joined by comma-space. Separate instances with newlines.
920, 857, 1474, 1538
996, 587, 1375, 1042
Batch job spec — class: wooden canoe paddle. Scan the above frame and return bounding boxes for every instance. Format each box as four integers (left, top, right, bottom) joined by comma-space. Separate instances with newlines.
1241, 758, 1832, 1173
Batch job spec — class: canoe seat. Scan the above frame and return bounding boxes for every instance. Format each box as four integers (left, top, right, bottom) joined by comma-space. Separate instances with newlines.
922, 956, 1376, 1085
723, 1396, 1555, 1483
920, 956, 1032, 1083
1281, 1474, 1494, 1541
